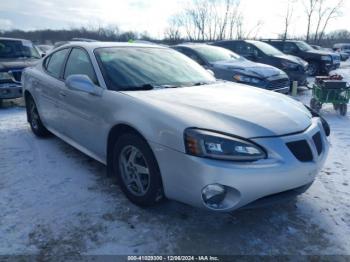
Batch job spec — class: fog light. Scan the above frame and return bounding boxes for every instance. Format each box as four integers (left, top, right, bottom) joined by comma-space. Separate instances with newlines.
202, 184, 226, 208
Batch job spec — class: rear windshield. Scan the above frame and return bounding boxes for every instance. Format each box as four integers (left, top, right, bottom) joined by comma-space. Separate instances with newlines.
0, 40, 41, 59
193, 45, 243, 63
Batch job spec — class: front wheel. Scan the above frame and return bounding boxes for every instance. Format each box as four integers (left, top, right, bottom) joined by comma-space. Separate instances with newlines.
339, 104, 348, 116
26, 96, 50, 137
310, 98, 322, 112
112, 133, 164, 207
307, 62, 319, 76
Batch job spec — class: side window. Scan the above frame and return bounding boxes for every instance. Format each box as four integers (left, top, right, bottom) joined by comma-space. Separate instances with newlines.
283, 43, 298, 54
64, 48, 98, 85
179, 48, 205, 65
46, 48, 70, 78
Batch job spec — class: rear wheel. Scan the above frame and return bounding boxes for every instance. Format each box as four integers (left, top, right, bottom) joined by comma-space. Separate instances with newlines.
26, 96, 50, 137
0, 99, 3, 107
112, 133, 164, 207
339, 104, 347, 116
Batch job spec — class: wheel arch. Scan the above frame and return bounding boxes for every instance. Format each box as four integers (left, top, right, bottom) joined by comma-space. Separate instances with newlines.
106, 123, 154, 176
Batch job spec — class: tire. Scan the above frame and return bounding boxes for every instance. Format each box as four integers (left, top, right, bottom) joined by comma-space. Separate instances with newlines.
0, 99, 3, 108
310, 98, 316, 110
333, 104, 340, 111
112, 133, 164, 207
310, 98, 322, 112
307, 62, 319, 76
26, 96, 51, 137
339, 104, 347, 116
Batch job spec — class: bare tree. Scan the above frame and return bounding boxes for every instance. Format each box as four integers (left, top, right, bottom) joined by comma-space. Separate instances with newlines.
303, 0, 319, 42
282, 0, 296, 40
315, 0, 344, 43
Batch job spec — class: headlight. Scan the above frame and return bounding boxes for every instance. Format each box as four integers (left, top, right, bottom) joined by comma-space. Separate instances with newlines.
0, 72, 13, 80
184, 128, 267, 161
233, 74, 261, 84
321, 56, 331, 61
281, 61, 299, 69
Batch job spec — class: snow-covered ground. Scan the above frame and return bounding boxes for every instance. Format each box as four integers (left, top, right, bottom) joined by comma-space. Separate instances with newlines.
0, 63, 349, 257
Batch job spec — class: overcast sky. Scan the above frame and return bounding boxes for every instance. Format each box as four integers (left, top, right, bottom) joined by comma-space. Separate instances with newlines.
0, 0, 349, 38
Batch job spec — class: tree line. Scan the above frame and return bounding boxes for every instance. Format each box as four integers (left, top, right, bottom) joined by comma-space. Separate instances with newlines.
0, 0, 348, 47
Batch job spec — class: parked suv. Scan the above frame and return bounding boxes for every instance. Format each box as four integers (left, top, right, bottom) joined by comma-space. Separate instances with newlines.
263, 40, 340, 76
173, 44, 290, 93
0, 37, 41, 105
212, 40, 308, 86
333, 43, 350, 55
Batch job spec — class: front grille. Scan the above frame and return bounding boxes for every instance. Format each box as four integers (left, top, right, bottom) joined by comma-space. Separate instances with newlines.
9, 70, 23, 82
266, 78, 290, 90
312, 132, 323, 155
287, 140, 313, 162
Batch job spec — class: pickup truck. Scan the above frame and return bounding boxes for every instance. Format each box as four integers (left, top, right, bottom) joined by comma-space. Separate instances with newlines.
0, 37, 41, 106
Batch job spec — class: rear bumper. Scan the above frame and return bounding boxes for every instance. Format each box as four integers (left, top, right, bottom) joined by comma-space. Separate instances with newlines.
151, 118, 329, 212
0, 83, 22, 99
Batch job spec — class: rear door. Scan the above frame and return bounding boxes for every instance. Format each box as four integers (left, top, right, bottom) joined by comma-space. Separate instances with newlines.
37, 48, 70, 132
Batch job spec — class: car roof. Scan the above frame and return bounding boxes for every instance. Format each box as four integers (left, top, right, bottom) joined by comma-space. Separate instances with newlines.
58, 41, 168, 51
0, 37, 32, 42
175, 43, 210, 49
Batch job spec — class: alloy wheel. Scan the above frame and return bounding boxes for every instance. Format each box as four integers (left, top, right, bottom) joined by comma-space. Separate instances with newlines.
119, 145, 150, 196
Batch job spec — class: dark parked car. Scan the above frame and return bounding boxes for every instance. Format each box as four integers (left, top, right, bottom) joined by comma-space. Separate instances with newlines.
333, 43, 350, 55
212, 40, 308, 86
173, 44, 290, 94
0, 37, 41, 105
311, 44, 347, 62
263, 40, 340, 76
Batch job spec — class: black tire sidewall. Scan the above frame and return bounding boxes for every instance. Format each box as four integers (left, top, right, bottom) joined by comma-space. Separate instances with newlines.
308, 62, 319, 76
26, 96, 50, 137
112, 133, 164, 206
340, 104, 347, 116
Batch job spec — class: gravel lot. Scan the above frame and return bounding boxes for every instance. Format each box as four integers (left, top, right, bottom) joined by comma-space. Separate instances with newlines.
1, 78, 350, 258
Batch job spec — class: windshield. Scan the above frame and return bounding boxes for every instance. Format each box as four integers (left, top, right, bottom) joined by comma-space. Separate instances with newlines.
295, 41, 313, 51
193, 45, 243, 63
0, 40, 41, 59
249, 41, 283, 56
95, 47, 216, 90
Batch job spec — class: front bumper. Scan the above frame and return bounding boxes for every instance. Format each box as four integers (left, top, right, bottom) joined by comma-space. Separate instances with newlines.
0, 83, 22, 99
151, 118, 329, 212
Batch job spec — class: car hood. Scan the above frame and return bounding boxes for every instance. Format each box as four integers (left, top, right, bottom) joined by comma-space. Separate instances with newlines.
0, 58, 39, 71
210, 60, 284, 79
275, 54, 308, 66
305, 49, 332, 56
123, 82, 312, 138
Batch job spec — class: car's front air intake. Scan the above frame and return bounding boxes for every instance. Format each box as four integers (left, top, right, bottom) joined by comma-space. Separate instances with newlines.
312, 132, 323, 156
286, 140, 313, 162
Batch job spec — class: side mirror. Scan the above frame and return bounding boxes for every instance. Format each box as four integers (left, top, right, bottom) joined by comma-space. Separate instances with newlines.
41, 53, 46, 57
65, 75, 101, 96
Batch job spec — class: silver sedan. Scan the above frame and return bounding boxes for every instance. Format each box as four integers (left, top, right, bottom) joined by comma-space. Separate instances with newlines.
22, 42, 330, 212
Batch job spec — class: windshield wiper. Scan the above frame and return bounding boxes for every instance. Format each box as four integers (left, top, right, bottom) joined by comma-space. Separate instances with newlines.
120, 84, 155, 91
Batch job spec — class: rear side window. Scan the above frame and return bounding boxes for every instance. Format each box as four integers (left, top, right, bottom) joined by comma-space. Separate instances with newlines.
283, 42, 298, 54
64, 48, 97, 84
177, 48, 205, 65
46, 48, 70, 78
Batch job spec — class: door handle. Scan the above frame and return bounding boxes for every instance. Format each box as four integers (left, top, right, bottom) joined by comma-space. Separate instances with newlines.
59, 91, 66, 97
